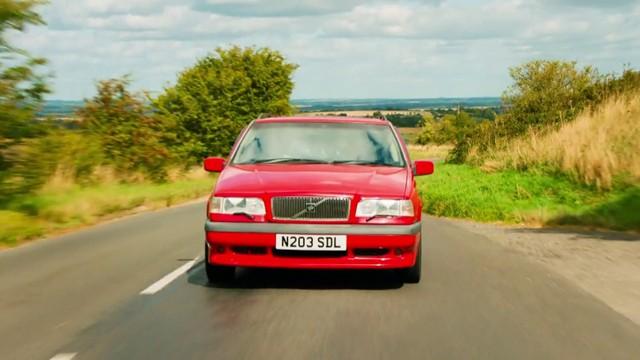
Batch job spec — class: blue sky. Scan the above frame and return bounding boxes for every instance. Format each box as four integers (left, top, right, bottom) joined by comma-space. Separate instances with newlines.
14, 0, 640, 100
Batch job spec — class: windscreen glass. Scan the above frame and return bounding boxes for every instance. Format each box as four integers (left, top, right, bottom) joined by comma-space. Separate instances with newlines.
232, 122, 405, 167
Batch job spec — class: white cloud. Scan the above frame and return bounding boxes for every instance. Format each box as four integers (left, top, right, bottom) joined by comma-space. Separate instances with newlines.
538, 0, 640, 9
191, 0, 443, 17
11, 0, 640, 100
322, 2, 526, 40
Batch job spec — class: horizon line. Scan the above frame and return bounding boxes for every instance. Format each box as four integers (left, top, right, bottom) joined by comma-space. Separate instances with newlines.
45, 96, 502, 102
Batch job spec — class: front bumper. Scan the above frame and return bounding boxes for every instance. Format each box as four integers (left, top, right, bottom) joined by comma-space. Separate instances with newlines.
205, 221, 422, 269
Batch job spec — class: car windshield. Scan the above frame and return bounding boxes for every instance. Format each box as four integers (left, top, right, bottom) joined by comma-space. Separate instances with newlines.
231, 122, 406, 167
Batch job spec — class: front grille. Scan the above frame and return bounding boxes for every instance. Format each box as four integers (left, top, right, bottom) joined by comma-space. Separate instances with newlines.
271, 196, 350, 220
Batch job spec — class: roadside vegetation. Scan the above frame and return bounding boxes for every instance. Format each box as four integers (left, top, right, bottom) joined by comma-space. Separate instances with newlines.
0, 1, 296, 246
0, 173, 216, 247
413, 61, 640, 231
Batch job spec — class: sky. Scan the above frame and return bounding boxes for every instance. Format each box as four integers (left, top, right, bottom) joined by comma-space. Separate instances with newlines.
13, 0, 640, 100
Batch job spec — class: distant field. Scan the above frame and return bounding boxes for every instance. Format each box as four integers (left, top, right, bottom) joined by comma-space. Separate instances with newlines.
41, 97, 502, 117
297, 110, 426, 117
398, 127, 422, 144
407, 144, 453, 160
293, 97, 501, 112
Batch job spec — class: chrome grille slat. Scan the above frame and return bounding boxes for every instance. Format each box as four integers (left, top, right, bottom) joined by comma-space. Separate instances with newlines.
271, 196, 350, 220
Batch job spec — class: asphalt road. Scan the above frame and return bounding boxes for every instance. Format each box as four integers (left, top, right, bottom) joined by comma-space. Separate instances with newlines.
1, 202, 640, 360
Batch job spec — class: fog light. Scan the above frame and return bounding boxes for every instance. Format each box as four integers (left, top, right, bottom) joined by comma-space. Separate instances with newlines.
394, 248, 404, 255
216, 245, 226, 253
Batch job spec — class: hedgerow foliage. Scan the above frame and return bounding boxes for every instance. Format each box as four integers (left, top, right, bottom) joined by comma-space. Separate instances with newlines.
78, 78, 175, 181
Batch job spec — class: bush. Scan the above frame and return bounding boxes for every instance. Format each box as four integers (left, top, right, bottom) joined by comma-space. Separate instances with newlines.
154, 46, 298, 162
501, 60, 598, 135
1, 134, 59, 197
590, 67, 640, 104
78, 78, 174, 182
0, 130, 107, 199
416, 111, 478, 146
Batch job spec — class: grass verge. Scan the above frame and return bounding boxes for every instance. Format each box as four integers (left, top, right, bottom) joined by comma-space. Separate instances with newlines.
417, 163, 639, 231
0, 176, 216, 248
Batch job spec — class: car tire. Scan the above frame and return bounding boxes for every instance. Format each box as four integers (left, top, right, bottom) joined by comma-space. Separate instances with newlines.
205, 244, 235, 284
400, 238, 422, 284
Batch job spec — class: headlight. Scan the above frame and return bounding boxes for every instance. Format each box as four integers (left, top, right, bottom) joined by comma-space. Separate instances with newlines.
209, 197, 266, 216
355, 199, 414, 218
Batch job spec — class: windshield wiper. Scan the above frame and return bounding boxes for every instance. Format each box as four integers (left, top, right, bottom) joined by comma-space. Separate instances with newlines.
331, 160, 394, 166
247, 158, 332, 164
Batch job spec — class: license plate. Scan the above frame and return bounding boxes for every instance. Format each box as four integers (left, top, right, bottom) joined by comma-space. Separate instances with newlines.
275, 234, 346, 251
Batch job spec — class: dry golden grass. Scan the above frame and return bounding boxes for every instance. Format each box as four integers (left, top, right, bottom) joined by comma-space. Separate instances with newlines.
42, 165, 119, 192
476, 92, 640, 189
167, 166, 210, 181
407, 144, 453, 161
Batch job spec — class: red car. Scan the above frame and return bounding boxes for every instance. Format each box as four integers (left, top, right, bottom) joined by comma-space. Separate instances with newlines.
203, 116, 434, 283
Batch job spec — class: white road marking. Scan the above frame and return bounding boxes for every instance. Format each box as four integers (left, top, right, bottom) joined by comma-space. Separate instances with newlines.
50, 353, 77, 360
140, 257, 199, 295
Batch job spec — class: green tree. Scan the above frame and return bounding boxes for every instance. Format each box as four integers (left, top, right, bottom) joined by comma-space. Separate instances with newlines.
416, 113, 436, 144
501, 60, 597, 136
78, 78, 173, 181
435, 114, 457, 144
0, 0, 49, 140
155, 46, 298, 161
417, 111, 480, 149
0, 0, 49, 198
591, 67, 640, 103
451, 111, 476, 140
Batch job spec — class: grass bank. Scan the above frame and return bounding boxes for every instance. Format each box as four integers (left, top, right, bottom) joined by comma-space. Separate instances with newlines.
470, 92, 640, 189
0, 174, 216, 248
417, 163, 639, 231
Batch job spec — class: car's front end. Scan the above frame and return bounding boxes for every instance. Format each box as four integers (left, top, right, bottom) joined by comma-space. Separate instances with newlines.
203, 117, 433, 283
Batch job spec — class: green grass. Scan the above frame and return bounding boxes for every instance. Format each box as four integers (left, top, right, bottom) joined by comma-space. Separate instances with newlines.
0, 176, 216, 247
417, 163, 639, 231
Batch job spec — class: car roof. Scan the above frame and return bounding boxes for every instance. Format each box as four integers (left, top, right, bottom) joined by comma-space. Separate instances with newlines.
254, 116, 389, 125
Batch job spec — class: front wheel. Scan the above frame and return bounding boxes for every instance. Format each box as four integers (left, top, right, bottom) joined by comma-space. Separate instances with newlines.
205, 244, 235, 284
400, 239, 422, 283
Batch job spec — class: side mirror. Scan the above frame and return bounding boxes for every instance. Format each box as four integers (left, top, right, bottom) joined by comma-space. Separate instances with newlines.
204, 157, 225, 172
413, 160, 434, 176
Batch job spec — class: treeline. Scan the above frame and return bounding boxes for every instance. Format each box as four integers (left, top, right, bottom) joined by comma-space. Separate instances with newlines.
371, 112, 424, 127
430, 107, 499, 122
0, 1, 298, 201
366, 108, 498, 129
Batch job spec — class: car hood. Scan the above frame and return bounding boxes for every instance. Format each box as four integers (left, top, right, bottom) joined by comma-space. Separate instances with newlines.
215, 164, 410, 198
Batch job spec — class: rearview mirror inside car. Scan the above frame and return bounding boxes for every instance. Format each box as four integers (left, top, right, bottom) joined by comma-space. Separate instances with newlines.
204, 157, 225, 172
413, 160, 434, 176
